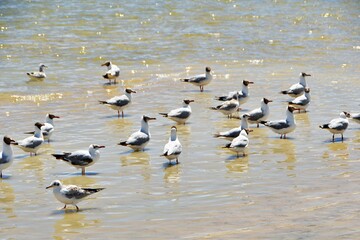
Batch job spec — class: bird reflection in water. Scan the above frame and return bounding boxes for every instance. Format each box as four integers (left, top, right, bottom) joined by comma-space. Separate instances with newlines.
225, 155, 249, 173
120, 151, 151, 181
53, 211, 101, 238
163, 162, 181, 184
322, 142, 349, 161
271, 139, 296, 172
0, 182, 16, 218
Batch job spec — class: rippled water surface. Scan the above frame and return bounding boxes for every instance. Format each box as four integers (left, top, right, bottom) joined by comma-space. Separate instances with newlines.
1, 0, 359, 239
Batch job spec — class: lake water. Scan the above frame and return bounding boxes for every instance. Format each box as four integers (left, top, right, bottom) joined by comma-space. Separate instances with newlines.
0, 0, 359, 239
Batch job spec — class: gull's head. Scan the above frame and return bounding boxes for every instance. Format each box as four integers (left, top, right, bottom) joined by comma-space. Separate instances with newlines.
183, 99, 194, 105
171, 126, 177, 133
243, 80, 254, 86
304, 88, 310, 93
3, 136, 18, 145
91, 144, 106, 150
125, 88, 136, 94
143, 115, 156, 122
205, 67, 211, 73
46, 180, 62, 189
264, 98, 273, 104
48, 113, 60, 119
301, 72, 311, 77
341, 111, 351, 118
39, 63, 47, 68
101, 61, 111, 67
35, 122, 45, 130
242, 114, 250, 119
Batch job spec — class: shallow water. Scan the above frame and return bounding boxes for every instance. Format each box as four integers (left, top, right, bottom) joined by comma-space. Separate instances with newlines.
1, 1, 359, 239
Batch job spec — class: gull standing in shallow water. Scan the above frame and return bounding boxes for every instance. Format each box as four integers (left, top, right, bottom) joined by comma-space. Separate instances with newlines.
214, 114, 249, 141
27, 63, 47, 80
101, 61, 120, 84
99, 88, 136, 118
46, 180, 104, 212
280, 72, 311, 97
0, 136, 18, 178
161, 126, 182, 164
260, 106, 297, 139
118, 115, 156, 151
215, 80, 254, 105
52, 144, 105, 175
25, 113, 60, 142
288, 88, 311, 113
180, 67, 212, 92
247, 98, 272, 128
223, 129, 251, 157
319, 112, 350, 142
17, 122, 44, 156
159, 99, 194, 124
210, 93, 240, 118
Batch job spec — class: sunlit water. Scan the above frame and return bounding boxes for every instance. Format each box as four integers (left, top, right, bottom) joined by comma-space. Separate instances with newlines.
1, 1, 359, 239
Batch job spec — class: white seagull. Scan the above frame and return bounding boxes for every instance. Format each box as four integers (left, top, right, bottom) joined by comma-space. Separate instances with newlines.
288, 88, 311, 113
349, 112, 360, 124
260, 106, 297, 139
159, 99, 194, 124
214, 114, 249, 141
27, 63, 47, 80
247, 98, 272, 128
280, 72, 311, 97
215, 80, 254, 105
25, 113, 60, 142
99, 88, 136, 118
52, 144, 105, 175
319, 111, 350, 142
17, 122, 45, 156
223, 129, 251, 157
210, 93, 240, 118
161, 126, 182, 164
118, 115, 156, 151
46, 180, 104, 212
101, 61, 120, 84
180, 67, 212, 92
0, 136, 18, 178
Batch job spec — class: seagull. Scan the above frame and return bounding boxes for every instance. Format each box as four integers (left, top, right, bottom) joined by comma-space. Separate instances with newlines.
25, 113, 60, 142
319, 111, 350, 142
161, 126, 182, 164
52, 144, 105, 175
223, 129, 251, 157
17, 122, 44, 156
288, 88, 311, 113
46, 180, 104, 212
0, 136, 18, 178
27, 63, 47, 80
349, 112, 360, 124
99, 88, 136, 118
247, 98, 272, 128
159, 99, 194, 124
280, 72, 311, 97
180, 67, 212, 92
101, 61, 120, 84
260, 106, 297, 139
118, 115, 156, 151
210, 93, 240, 118
214, 114, 249, 141
215, 80, 254, 105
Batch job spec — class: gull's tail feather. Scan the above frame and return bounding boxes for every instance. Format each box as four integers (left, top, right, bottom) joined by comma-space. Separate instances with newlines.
319, 124, 329, 129
159, 113, 168, 117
